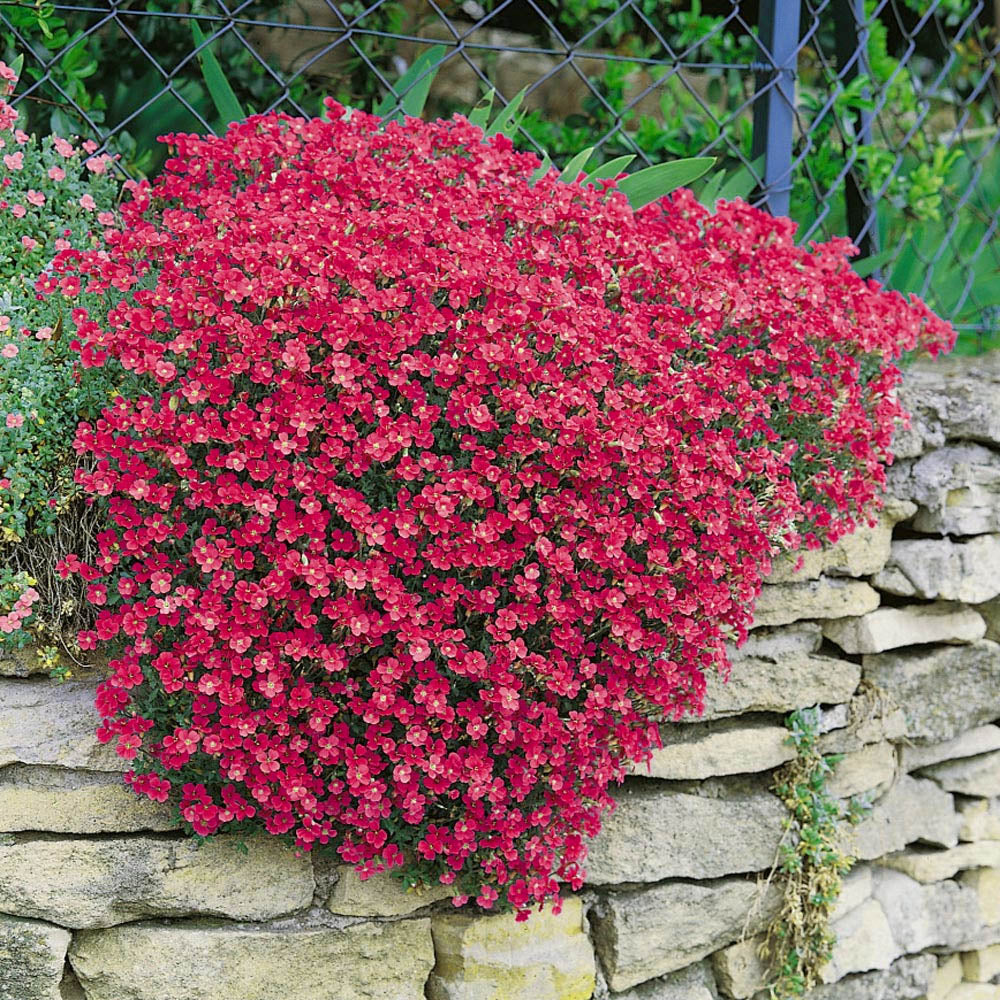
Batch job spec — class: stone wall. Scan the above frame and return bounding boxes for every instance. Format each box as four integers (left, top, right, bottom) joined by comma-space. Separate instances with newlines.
3, 353, 1000, 1000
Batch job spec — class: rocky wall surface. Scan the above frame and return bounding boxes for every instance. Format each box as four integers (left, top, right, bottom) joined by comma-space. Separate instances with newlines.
3, 353, 1000, 999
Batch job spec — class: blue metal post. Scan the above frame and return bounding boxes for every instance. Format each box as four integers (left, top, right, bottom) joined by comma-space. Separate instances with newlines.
751, 0, 801, 218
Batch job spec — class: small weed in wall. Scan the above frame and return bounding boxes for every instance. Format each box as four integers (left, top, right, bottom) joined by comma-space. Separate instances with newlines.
762, 707, 874, 999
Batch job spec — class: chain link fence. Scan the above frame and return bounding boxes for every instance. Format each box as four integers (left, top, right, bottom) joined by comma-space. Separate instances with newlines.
1, 1, 997, 349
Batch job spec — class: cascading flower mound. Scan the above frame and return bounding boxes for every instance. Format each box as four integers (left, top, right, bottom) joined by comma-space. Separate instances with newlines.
50, 103, 952, 913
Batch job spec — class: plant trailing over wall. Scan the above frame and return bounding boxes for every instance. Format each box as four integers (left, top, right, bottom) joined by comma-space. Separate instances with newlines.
50, 104, 951, 914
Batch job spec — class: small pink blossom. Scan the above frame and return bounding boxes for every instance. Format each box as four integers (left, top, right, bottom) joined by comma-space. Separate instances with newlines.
79, 194, 96, 211
1, 344, 18, 358
10, 204, 24, 218
5, 413, 24, 429
20, 236, 37, 251
53, 137, 74, 158
14, 129, 28, 145
3, 152, 22, 171
82, 139, 98, 154
0, 62, 16, 83
26, 189, 44, 207
47, 166, 65, 182
35, 326, 52, 341
54, 238, 70, 252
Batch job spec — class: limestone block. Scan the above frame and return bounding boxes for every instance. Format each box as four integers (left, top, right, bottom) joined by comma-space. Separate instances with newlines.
0, 834, 314, 928
0, 678, 122, 771
871, 868, 982, 953
872, 535, 1000, 604
585, 782, 785, 885
959, 799, 1000, 842
752, 578, 880, 628
822, 604, 985, 655
887, 443, 1000, 535
921, 750, 1000, 798
959, 867, 1000, 925
0, 765, 177, 834
710, 935, 767, 999
862, 641, 1000, 744
819, 695, 908, 756
727, 622, 822, 661
830, 865, 874, 922
983, 596, 1000, 642
613, 960, 719, 1000
927, 955, 964, 1000
807, 954, 937, 1000
69, 917, 434, 1000
901, 726, 1000, 773
821, 898, 900, 984
826, 742, 897, 800
847, 775, 959, 860
697, 654, 862, 722
327, 866, 452, 917
590, 877, 780, 992
939, 987, 1000, 1000
426, 897, 595, 1000
632, 718, 795, 780
0, 914, 70, 1000
0, 644, 49, 678
962, 944, 1000, 983
878, 842, 1000, 883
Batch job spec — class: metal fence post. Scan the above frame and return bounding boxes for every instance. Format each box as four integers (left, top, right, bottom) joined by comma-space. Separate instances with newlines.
751, 0, 801, 218
833, 0, 879, 260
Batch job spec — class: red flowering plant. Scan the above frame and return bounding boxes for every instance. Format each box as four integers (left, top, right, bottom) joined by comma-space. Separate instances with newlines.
48, 103, 952, 914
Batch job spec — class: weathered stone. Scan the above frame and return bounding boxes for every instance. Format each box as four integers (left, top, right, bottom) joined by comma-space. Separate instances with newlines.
585, 782, 785, 885
752, 578, 880, 628
959, 799, 1000, 842
427, 897, 595, 1000
0, 678, 122, 771
822, 603, 985, 654
631, 718, 795, 780
879, 841, 1000, 883
727, 623, 823, 662
0, 834, 313, 928
69, 917, 434, 1000
806, 954, 937, 1000
0, 644, 49, 678
958, 867, 1000, 925
921, 750, 1000, 798
928, 955, 964, 1000
862, 641, 1000, 743
696, 654, 862, 722
614, 959, 719, 1000
0, 765, 177, 833
939, 987, 1000, 1000
872, 535, 1000, 604
830, 865, 874, 922
826, 742, 897, 800
590, 877, 780, 992
327, 865, 452, 917
846, 775, 959, 860
710, 935, 766, 999
901, 726, 1000, 773
871, 868, 982, 953
962, 944, 1000, 983
819, 694, 908, 756
0, 914, 70, 1000
887, 443, 1000, 535
983, 596, 1000, 642
821, 899, 900, 984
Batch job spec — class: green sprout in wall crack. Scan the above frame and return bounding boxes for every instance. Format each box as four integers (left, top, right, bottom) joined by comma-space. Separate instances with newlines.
761, 706, 874, 1000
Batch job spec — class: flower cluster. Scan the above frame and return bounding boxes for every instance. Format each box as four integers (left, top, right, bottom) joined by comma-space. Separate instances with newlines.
0, 567, 37, 639
51, 104, 953, 912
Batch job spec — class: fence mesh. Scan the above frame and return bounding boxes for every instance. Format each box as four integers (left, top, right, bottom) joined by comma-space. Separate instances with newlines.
1, 0, 997, 349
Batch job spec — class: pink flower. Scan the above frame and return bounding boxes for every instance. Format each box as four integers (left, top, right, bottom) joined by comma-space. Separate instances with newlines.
3, 152, 22, 171
79, 194, 96, 211
53, 137, 74, 158
83, 139, 98, 153
97, 211, 116, 226
10, 204, 24, 218
47, 166, 65, 182
26, 189, 44, 207
14, 130, 27, 145
85, 154, 111, 174
0, 62, 16, 83
20, 236, 37, 251
35, 326, 52, 341
1, 344, 18, 358
5, 413, 24, 428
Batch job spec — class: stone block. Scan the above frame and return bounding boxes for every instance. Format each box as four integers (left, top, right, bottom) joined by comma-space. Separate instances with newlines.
585, 782, 785, 885
0, 834, 314, 928
872, 535, 1000, 604
821, 899, 900, 984
887, 443, 1000, 536
326, 866, 452, 917
939, 987, 1000, 1000
590, 877, 780, 992
752, 578, 880, 628
826, 742, 897, 800
822, 604, 985, 654
878, 841, 1000, 883
806, 954, 937, 1000
0, 645, 50, 678
901, 726, 1000, 773
0, 765, 177, 834
862, 641, 1000, 744
614, 960, 719, 1000
921, 750, 1000, 798
962, 944, 1000, 983
927, 955, 964, 1000
960, 800, 1000, 843
819, 696, 908, 756
727, 623, 823, 662
426, 897, 595, 1000
958, 866, 1000, 925
710, 935, 766, 999
829, 865, 874, 922
983, 596, 1000, 643
69, 917, 434, 1000
632, 718, 795, 780
696, 654, 861, 722
0, 914, 70, 1000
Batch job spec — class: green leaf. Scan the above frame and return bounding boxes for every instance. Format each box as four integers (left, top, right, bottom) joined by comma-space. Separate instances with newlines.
617, 157, 716, 210
191, 22, 246, 129
583, 155, 635, 186
697, 170, 726, 209
558, 147, 596, 184
717, 155, 765, 202
486, 87, 528, 138
468, 89, 495, 130
529, 153, 553, 185
7, 54, 23, 84
851, 249, 894, 279
373, 44, 446, 119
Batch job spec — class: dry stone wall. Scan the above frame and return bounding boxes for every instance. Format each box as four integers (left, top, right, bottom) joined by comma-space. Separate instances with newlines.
3, 353, 1000, 1000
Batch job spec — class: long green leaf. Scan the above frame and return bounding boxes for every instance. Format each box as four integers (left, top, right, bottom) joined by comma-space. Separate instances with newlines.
373, 44, 446, 119
529, 153, 553, 185
558, 147, 595, 184
717, 155, 765, 202
697, 170, 726, 209
486, 87, 528, 138
851, 249, 894, 278
583, 155, 635, 186
191, 22, 246, 129
617, 157, 716, 210
7, 53, 23, 84
468, 89, 495, 130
